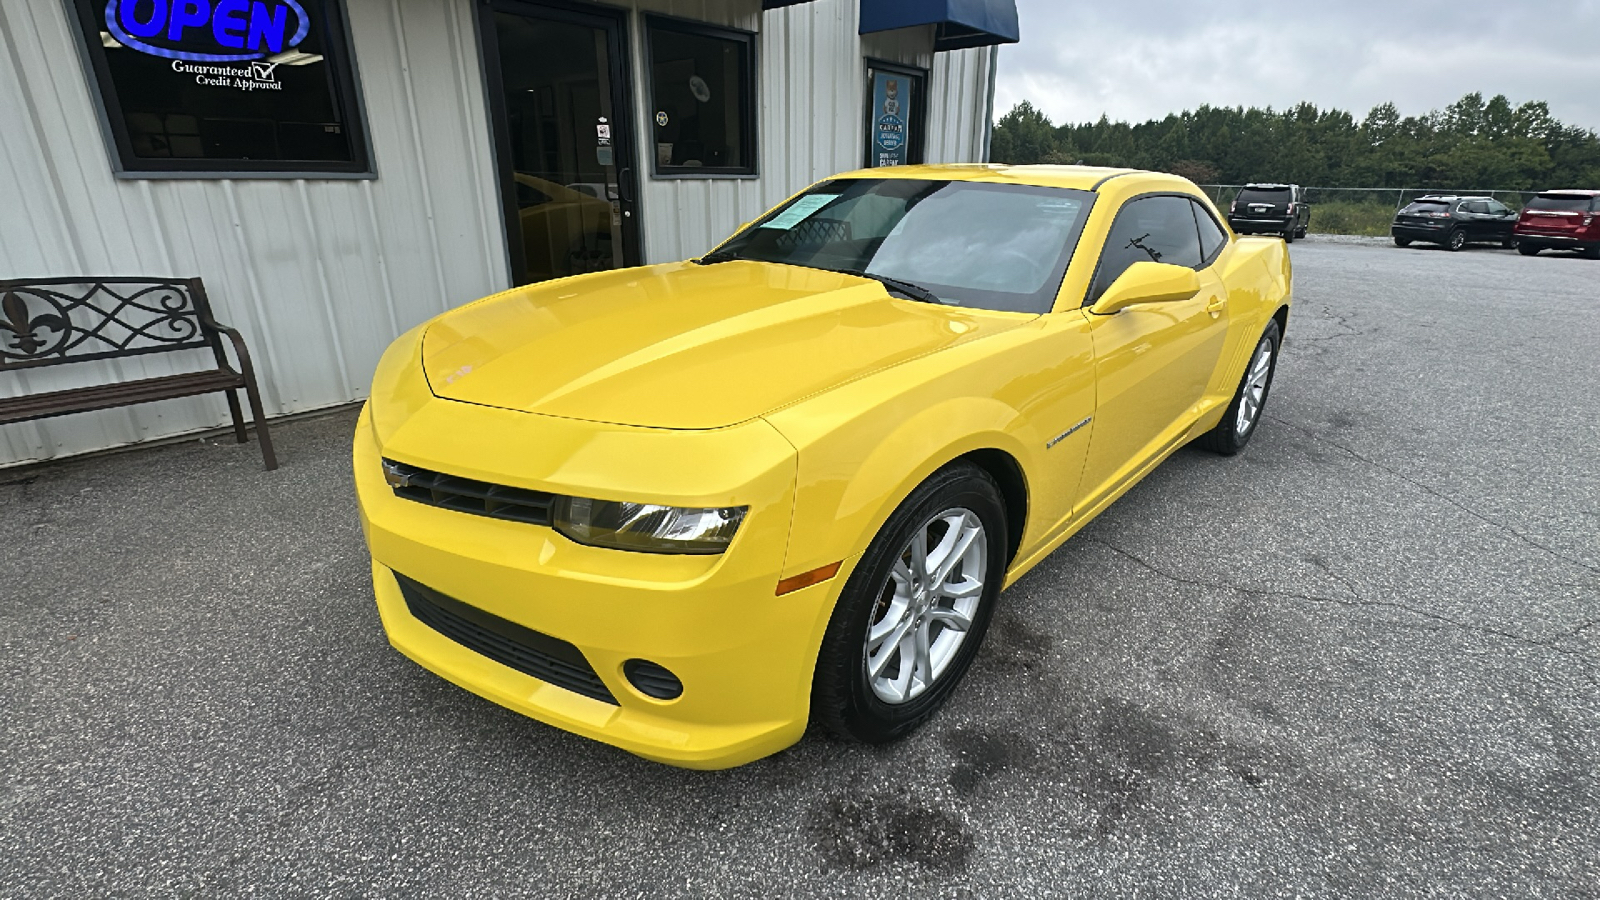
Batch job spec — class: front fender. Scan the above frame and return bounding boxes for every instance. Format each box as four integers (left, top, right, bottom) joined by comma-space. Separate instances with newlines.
768, 390, 1032, 584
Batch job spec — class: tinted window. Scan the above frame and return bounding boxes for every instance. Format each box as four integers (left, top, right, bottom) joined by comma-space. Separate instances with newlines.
1237, 187, 1290, 205
1526, 194, 1592, 212
1463, 200, 1489, 214
1400, 200, 1450, 214
711, 179, 1094, 314
647, 18, 755, 175
1090, 195, 1204, 303
69, 0, 369, 174
1193, 201, 1229, 260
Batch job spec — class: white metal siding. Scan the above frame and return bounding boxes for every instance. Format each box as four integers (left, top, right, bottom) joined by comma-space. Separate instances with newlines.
0, 0, 995, 467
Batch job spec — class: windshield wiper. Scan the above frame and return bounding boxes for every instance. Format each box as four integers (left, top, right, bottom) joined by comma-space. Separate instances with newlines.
694, 248, 743, 265
836, 268, 942, 304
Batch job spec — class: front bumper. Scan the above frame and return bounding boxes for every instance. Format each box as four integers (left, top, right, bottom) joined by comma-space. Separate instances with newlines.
355, 399, 842, 769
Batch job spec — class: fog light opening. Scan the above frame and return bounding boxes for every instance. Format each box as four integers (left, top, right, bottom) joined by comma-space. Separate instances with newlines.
623, 659, 684, 700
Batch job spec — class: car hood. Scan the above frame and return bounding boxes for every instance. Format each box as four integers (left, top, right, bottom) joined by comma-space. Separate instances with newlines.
421, 260, 1027, 430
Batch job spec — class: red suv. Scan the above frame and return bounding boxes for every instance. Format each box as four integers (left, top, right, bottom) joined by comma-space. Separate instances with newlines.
1514, 190, 1600, 258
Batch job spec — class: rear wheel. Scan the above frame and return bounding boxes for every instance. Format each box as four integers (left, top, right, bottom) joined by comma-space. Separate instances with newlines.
1445, 229, 1466, 252
1282, 225, 1296, 244
811, 463, 1007, 744
1394, 236, 1412, 248
1197, 319, 1281, 456
1584, 243, 1600, 260
1501, 237, 1518, 249
1296, 225, 1308, 239
1518, 243, 1541, 256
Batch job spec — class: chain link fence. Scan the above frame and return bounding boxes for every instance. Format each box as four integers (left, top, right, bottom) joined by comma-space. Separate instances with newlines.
1195, 185, 1545, 236
1197, 185, 1541, 210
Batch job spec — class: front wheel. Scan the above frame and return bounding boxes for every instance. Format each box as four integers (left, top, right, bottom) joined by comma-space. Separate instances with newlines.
811, 464, 1007, 744
1446, 229, 1466, 252
1501, 237, 1518, 249
1197, 319, 1282, 456
1394, 236, 1412, 248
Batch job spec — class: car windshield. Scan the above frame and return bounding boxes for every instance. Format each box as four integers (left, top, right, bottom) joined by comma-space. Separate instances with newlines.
708, 179, 1095, 314
1526, 194, 1593, 212
1400, 200, 1451, 214
1237, 188, 1290, 204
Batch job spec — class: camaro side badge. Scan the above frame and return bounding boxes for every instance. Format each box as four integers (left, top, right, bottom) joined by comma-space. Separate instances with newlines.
1047, 417, 1092, 449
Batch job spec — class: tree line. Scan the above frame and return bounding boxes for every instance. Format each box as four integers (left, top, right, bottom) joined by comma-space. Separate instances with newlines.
990, 93, 1600, 190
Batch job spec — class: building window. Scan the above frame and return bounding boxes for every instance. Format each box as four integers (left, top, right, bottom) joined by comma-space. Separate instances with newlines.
70, 0, 371, 176
863, 61, 926, 168
645, 16, 756, 177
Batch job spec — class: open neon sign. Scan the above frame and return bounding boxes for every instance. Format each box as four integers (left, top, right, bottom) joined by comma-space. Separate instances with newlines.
104, 0, 311, 62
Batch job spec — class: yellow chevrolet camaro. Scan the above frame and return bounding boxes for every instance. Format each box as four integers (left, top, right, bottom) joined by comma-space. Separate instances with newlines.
355, 165, 1292, 769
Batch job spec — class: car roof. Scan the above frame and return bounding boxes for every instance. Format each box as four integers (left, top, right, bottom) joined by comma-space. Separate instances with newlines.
829, 163, 1191, 194
1536, 189, 1600, 196
1412, 195, 1495, 202
1241, 182, 1295, 189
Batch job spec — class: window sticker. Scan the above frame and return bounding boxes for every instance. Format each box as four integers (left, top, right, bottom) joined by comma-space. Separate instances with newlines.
761, 194, 840, 230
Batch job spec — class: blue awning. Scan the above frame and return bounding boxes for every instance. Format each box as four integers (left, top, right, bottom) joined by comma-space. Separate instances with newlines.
859, 0, 1020, 51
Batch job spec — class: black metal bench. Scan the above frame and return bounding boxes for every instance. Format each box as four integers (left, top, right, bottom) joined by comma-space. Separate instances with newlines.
0, 277, 277, 470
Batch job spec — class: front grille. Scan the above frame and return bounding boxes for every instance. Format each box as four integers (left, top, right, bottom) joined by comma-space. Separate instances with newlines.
382, 458, 554, 526
393, 572, 617, 705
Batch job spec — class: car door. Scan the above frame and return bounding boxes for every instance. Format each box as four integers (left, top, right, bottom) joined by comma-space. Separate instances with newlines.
1459, 200, 1486, 239
1075, 195, 1230, 514
1485, 199, 1515, 239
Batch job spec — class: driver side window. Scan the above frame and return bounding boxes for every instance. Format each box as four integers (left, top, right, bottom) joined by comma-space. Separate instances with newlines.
1088, 195, 1203, 303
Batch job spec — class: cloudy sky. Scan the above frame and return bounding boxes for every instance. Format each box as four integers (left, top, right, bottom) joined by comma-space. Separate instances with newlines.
995, 1, 1600, 131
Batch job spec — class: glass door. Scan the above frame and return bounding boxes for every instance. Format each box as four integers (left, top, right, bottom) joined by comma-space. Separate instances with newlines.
480, 2, 641, 286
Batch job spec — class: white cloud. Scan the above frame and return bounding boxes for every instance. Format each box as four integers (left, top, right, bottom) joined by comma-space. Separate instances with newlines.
996, 0, 1600, 131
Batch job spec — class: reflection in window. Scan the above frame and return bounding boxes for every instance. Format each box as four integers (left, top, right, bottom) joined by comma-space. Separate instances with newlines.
646, 18, 755, 175
70, 0, 369, 174
1091, 196, 1205, 302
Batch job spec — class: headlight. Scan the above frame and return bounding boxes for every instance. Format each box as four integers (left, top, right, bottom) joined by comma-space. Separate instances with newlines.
553, 496, 747, 554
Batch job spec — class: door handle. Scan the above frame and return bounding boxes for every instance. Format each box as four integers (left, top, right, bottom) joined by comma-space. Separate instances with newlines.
1205, 296, 1227, 314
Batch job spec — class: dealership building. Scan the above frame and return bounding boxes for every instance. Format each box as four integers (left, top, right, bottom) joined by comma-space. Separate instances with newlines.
0, 0, 1015, 466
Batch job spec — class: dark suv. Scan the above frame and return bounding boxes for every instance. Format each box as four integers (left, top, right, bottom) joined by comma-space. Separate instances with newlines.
1513, 191, 1600, 258
1228, 183, 1310, 242
1391, 196, 1517, 251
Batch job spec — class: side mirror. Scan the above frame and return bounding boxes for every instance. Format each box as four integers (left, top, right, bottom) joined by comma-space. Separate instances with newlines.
1089, 261, 1202, 316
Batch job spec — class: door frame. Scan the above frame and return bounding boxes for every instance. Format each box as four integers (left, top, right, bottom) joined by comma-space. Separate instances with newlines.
475, 0, 644, 285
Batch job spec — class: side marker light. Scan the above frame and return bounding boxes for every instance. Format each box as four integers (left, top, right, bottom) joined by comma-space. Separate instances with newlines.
775, 561, 842, 596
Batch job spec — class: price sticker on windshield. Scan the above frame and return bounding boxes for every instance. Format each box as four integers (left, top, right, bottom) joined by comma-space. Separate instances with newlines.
761, 194, 840, 230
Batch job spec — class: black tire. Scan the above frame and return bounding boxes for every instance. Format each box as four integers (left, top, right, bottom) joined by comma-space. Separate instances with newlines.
1501, 237, 1518, 250
1394, 236, 1412, 248
1584, 243, 1600, 260
1196, 318, 1282, 456
811, 463, 1007, 744
1518, 243, 1541, 256
1296, 226, 1308, 239
1282, 225, 1296, 244
1445, 228, 1466, 252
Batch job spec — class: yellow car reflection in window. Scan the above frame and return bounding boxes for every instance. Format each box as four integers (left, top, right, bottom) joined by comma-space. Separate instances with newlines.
355, 165, 1292, 769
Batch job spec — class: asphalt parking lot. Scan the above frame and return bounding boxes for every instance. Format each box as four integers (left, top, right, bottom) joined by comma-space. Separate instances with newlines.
3, 237, 1597, 898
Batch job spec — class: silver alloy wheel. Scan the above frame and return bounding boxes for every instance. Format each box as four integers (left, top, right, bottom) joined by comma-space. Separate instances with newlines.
1235, 335, 1274, 436
863, 507, 987, 705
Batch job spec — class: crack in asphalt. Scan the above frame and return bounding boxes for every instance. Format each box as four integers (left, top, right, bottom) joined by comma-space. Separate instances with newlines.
1084, 538, 1599, 679
1264, 414, 1600, 579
